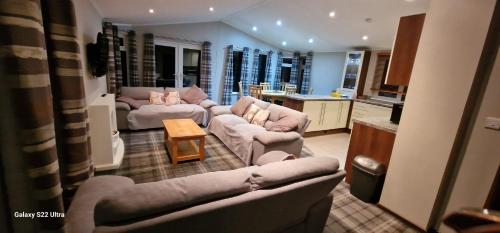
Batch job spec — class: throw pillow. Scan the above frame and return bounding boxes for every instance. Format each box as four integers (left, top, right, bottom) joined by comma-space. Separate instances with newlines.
265, 116, 299, 132
183, 85, 208, 104
230, 96, 254, 116
116, 96, 145, 109
242, 104, 261, 123
199, 99, 217, 109
164, 91, 181, 106
149, 91, 165, 105
251, 109, 270, 127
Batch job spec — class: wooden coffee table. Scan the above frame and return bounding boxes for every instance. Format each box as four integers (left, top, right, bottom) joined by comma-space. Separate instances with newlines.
162, 119, 207, 165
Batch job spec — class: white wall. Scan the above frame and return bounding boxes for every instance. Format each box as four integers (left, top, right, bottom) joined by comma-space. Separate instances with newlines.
439, 46, 500, 232
74, 0, 107, 103
133, 22, 280, 104
310, 52, 346, 95
379, 0, 496, 229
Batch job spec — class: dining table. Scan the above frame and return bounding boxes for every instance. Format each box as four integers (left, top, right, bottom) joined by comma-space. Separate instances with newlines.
261, 90, 287, 104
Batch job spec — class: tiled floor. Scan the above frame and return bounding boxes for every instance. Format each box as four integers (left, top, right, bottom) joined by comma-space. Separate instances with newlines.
304, 133, 351, 169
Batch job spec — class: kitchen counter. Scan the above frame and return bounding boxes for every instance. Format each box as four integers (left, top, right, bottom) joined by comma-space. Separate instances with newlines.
354, 98, 399, 108
286, 94, 351, 101
353, 117, 398, 134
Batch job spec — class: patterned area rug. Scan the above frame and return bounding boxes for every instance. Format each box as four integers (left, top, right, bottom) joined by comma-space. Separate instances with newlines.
97, 129, 418, 233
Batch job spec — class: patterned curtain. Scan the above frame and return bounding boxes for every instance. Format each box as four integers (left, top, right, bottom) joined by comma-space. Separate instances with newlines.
301, 52, 313, 94
128, 30, 140, 87
200, 41, 212, 99
112, 26, 123, 95
274, 51, 283, 90
0, 0, 92, 232
222, 45, 234, 105
143, 33, 156, 87
250, 48, 260, 84
241, 47, 250, 96
264, 50, 273, 83
103, 22, 117, 93
290, 51, 301, 85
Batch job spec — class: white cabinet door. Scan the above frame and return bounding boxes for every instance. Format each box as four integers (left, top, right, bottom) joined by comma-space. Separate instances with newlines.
323, 101, 341, 130
349, 101, 392, 129
303, 101, 324, 132
337, 101, 351, 128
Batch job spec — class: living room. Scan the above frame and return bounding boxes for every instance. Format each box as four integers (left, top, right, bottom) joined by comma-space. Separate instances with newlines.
0, 0, 499, 233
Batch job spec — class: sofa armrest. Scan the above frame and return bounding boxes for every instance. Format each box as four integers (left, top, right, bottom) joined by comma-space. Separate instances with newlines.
254, 131, 301, 145
211, 105, 232, 116
116, 101, 131, 111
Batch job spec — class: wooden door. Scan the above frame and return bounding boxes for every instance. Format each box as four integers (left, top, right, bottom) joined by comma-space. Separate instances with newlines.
303, 101, 324, 132
386, 14, 426, 86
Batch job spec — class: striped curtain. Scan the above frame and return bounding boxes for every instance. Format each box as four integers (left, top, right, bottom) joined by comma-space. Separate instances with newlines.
290, 51, 301, 85
103, 22, 117, 93
222, 45, 234, 105
241, 47, 250, 96
200, 41, 212, 99
0, 0, 92, 232
264, 50, 273, 83
143, 33, 156, 87
301, 52, 313, 94
112, 26, 123, 95
128, 30, 140, 86
250, 49, 260, 84
274, 51, 283, 90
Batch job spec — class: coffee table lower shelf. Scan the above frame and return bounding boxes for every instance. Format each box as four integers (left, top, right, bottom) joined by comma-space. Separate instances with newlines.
165, 137, 205, 165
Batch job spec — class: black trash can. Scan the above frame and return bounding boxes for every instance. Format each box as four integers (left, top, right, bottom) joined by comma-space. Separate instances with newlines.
350, 155, 386, 203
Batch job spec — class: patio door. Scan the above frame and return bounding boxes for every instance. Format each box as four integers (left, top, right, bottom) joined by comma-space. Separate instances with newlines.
155, 39, 201, 88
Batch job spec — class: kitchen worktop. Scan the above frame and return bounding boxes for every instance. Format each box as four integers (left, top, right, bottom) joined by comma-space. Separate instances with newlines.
286, 94, 351, 101
352, 117, 398, 134
354, 98, 401, 108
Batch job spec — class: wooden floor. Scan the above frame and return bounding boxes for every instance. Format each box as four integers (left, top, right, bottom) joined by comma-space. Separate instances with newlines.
304, 133, 351, 169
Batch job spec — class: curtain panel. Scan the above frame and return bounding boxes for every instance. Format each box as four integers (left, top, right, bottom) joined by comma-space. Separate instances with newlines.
241, 47, 250, 96
274, 51, 283, 90
200, 41, 212, 99
128, 30, 140, 87
103, 22, 117, 93
143, 33, 156, 87
250, 49, 260, 84
290, 51, 300, 85
0, 0, 92, 232
222, 45, 234, 105
112, 26, 123, 95
301, 52, 313, 94
264, 50, 273, 83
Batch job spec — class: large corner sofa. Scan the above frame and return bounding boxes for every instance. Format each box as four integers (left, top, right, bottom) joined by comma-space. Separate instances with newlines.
66, 156, 346, 233
116, 87, 216, 130
208, 96, 310, 165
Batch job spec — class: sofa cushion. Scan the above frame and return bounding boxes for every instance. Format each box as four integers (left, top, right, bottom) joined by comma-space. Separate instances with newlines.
121, 87, 164, 100
127, 104, 207, 130
183, 85, 208, 104
230, 96, 254, 116
265, 116, 299, 132
242, 104, 261, 123
94, 169, 252, 225
250, 157, 340, 190
254, 131, 301, 145
149, 91, 165, 105
266, 104, 308, 133
199, 99, 217, 109
211, 114, 248, 127
251, 109, 270, 127
255, 151, 295, 166
164, 91, 181, 106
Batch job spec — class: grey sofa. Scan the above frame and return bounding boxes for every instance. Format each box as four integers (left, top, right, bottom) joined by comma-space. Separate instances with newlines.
116, 87, 216, 130
66, 157, 346, 233
208, 97, 310, 165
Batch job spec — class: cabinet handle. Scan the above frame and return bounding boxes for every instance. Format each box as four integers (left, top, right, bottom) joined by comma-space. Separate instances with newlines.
338, 102, 343, 123
320, 103, 325, 125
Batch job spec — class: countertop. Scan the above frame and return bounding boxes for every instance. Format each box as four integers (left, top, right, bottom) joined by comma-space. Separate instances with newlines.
353, 117, 398, 134
286, 94, 352, 101
354, 98, 401, 108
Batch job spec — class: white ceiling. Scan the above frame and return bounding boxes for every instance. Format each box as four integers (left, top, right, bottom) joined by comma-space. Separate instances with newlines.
91, 0, 430, 52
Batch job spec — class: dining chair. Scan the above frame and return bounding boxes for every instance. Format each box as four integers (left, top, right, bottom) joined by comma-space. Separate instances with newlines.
260, 82, 271, 91
238, 81, 243, 98
308, 88, 313, 95
285, 86, 297, 95
280, 82, 288, 91
249, 85, 262, 99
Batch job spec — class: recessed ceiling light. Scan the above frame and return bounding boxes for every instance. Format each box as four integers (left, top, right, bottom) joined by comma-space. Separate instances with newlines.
329, 11, 335, 18
282, 41, 287, 46
148, 8, 154, 14
252, 26, 258, 31
362, 35, 368, 40
405, 0, 415, 2
308, 38, 314, 43
276, 20, 282, 26
209, 7, 214, 12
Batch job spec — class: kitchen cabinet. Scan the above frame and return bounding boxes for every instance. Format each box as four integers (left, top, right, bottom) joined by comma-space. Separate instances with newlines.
349, 101, 392, 129
386, 14, 426, 86
303, 100, 351, 132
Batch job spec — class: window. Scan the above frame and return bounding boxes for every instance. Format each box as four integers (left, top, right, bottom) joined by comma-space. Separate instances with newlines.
232, 51, 243, 92
257, 54, 267, 84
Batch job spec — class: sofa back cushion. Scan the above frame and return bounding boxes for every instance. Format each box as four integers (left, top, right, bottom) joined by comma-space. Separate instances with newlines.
183, 85, 208, 104
116, 96, 145, 109
250, 157, 339, 190
122, 87, 164, 100
94, 169, 252, 225
266, 104, 308, 133
230, 96, 254, 116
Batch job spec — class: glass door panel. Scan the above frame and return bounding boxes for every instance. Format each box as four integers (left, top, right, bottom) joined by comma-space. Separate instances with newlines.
155, 44, 177, 87
342, 53, 362, 89
181, 48, 201, 87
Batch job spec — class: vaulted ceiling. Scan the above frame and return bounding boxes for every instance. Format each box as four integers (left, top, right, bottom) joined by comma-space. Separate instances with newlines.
90, 0, 430, 52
